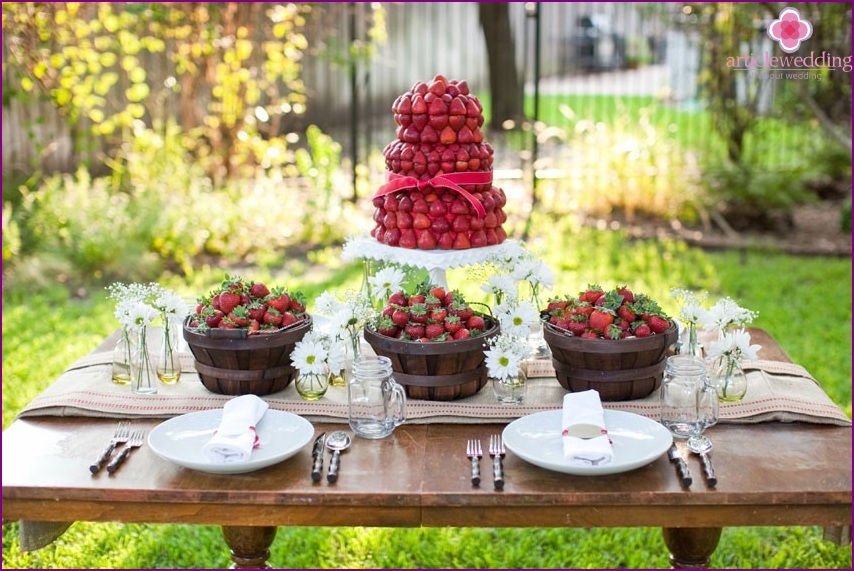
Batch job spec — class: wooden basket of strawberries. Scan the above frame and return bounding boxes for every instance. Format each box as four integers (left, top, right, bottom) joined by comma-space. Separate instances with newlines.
184, 276, 311, 396
363, 284, 499, 401
542, 285, 678, 401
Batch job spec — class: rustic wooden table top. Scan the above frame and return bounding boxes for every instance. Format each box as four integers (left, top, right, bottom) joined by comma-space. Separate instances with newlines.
2, 328, 851, 568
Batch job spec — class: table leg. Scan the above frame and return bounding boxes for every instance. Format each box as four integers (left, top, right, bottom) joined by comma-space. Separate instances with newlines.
662, 527, 722, 569
221, 525, 277, 569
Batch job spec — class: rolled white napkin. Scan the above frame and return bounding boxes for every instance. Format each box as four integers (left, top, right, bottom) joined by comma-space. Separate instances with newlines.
562, 390, 613, 466
202, 394, 269, 464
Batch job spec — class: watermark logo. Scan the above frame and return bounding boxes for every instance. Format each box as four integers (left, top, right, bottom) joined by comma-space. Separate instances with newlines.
767, 7, 812, 53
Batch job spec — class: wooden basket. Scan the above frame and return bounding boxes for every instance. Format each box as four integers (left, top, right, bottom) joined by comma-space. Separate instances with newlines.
543, 320, 678, 401
363, 317, 500, 401
183, 315, 312, 396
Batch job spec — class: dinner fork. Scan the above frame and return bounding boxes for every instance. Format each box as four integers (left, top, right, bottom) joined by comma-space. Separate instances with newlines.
466, 439, 482, 486
107, 429, 145, 474
89, 421, 130, 474
489, 434, 505, 490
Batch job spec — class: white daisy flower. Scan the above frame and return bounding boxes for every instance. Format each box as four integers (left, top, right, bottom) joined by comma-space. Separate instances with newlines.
481, 273, 518, 302
707, 328, 761, 362
368, 267, 406, 300
702, 297, 758, 333
154, 289, 187, 317
314, 291, 338, 316
495, 300, 540, 337
291, 334, 329, 376
326, 337, 347, 374
484, 332, 532, 380
123, 302, 159, 332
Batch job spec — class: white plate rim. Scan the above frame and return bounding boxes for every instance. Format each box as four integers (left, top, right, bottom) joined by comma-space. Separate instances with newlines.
502, 409, 673, 476
148, 408, 314, 474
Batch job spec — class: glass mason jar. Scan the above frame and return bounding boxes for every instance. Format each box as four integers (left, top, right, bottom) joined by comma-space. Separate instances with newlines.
710, 356, 748, 402
492, 368, 527, 405
156, 316, 182, 384
131, 326, 158, 395
111, 327, 132, 385
295, 367, 330, 401
659, 355, 717, 439
348, 356, 406, 439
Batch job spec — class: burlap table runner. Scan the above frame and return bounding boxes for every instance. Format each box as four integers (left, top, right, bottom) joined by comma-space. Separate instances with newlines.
18, 349, 851, 426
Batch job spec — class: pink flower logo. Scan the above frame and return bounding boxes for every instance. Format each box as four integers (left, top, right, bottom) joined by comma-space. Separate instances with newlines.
767, 7, 813, 53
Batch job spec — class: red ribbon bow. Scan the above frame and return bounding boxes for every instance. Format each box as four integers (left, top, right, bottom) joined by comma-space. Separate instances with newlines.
373, 171, 493, 218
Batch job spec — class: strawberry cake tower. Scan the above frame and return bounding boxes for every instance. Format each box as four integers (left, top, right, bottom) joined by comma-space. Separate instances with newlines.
370, 75, 509, 250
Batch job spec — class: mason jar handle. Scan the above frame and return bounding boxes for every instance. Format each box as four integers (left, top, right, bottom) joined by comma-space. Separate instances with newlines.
700, 382, 719, 426
391, 382, 407, 426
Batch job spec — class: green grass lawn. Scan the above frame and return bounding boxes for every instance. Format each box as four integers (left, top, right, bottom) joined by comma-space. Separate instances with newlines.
2, 226, 851, 569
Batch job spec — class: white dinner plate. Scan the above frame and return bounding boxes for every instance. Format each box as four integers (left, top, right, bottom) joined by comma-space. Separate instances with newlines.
503, 409, 673, 476
148, 409, 314, 474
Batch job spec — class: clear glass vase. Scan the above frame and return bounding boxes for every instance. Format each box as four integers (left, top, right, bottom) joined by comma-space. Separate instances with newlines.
681, 322, 704, 358
491, 369, 527, 405
296, 368, 330, 401
526, 320, 551, 360
131, 326, 158, 395
710, 356, 748, 402
111, 327, 132, 385
156, 316, 182, 384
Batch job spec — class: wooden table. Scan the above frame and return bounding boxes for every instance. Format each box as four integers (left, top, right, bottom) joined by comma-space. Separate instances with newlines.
2, 330, 851, 568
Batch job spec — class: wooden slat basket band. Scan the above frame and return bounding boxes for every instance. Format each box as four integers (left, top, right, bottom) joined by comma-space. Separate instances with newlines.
543, 320, 678, 401
183, 315, 313, 396
363, 316, 500, 401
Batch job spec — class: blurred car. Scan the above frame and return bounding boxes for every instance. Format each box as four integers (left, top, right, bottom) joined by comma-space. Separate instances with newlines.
569, 14, 626, 72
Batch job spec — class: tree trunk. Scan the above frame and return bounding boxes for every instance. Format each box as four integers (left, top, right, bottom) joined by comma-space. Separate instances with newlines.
478, 2, 523, 130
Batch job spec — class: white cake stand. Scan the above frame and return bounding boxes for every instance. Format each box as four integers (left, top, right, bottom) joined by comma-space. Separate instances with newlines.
341, 235, 524, 289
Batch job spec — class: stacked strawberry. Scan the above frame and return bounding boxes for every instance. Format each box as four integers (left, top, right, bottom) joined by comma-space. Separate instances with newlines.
545, 285, 671, 340
187, 275, 307, 334
371, 75, 509, 250
373, 285, 492, 342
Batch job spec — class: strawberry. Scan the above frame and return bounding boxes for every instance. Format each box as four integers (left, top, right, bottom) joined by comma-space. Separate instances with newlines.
249, 319, 261, 332
280, 312, 298, 328
452, 303, 473, 322
408, 303, 428, 324
588, 309, 615, 334
444, 315, 463, 334
648, 315, 670, 334
408, 293, 426, 306
429, 286, 447, 301
263, 308, 283, 327
567, 320, 587, 336
581, 285, 604, 304
466, 315, 485, 331
247, 300, 268, 322
218, 291, 241, 315
388, 291, 408, 306
204, 308, 224, 328
404, 323, 426, 339
424, 293, 442, 310
266, 288, 291, 313
425, 322, 446, 339
429, 308, 448, 322
391, 308, 410, 328
249, 282, 270, 299
376, 315, 399, 337
219, 316, 237, 329
603, 324, 623, 340
452, 328, 471, 340
581, 330, 599, 339
227, 306, 251, 327
617, 305, 637, 323
633, 322, 652, 338
443, 291, 456, 307
617, 286, 635, 304
290, 292, 307, 313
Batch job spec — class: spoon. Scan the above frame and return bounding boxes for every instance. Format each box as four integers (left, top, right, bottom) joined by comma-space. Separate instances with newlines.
326, 431, 352, 483
687, 437, 717, 487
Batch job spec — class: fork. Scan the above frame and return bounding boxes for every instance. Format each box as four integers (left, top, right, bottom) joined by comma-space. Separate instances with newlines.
489, 434, 506, 490
89, 421, 130, 474
107, 429, 145, 474
466, 439, 482, 486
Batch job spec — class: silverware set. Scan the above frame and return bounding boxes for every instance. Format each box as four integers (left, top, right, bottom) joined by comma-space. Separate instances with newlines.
668, 443, 717, 488
90, 422, 145, 475
467, 435, 506, 490
311, 431, 352, 484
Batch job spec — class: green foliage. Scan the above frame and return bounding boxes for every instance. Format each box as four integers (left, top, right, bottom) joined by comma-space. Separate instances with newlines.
1, 2, 314, 182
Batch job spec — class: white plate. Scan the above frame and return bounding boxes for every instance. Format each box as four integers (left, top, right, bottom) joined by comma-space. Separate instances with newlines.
503, 409, 673, 476
148, 409, 314, 474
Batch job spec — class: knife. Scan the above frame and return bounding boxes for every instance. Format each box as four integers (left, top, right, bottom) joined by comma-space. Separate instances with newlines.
697, 451, 717, 487
667, 445, 692, 487
311, 433, 326, 482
